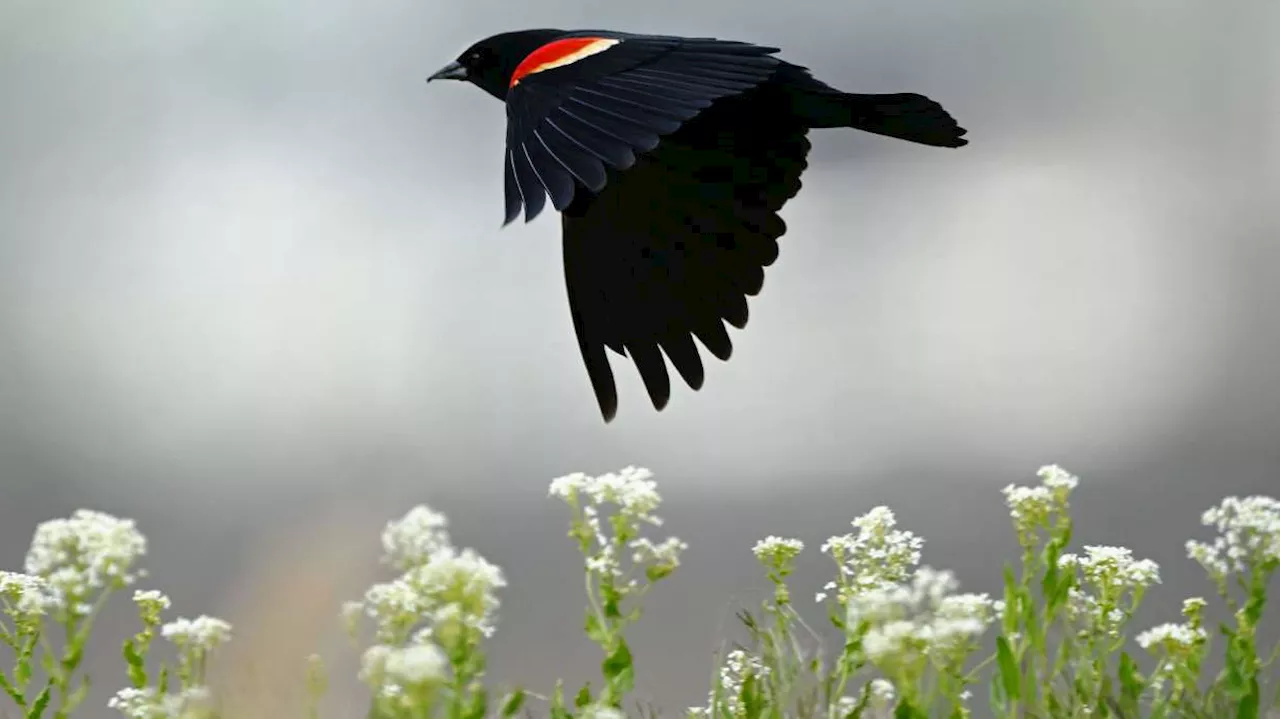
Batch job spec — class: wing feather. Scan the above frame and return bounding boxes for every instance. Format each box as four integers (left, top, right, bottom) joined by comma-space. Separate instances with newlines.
561, 82, 812, 420
502, 33, 782, 223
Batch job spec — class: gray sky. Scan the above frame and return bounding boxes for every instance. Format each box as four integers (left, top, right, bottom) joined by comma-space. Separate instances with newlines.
1, 0, 1278, 716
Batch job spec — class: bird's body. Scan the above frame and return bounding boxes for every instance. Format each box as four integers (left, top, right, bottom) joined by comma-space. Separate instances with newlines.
429, 28, 967, 422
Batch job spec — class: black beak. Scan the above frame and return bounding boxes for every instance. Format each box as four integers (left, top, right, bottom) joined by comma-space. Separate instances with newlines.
427, 61, 469, 83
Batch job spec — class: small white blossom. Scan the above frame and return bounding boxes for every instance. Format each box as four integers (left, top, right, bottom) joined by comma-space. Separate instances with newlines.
161, 616, 232, 651
630, 536, 688, 567
1037, 464, 1079, 492
363, 577, 426, 642
406, 545, 506, 638
24, 509, 148, 615
869, 678, 896, 707
382, 642, 448, 685
1070, 546, 1161, 589
381, 505, 451, 571
688, 649, 770, 717
752, 536, 804, 566
108, 686, 212, 719
1136, 622, 1207, 652
550, 466, 663, 523
132, 589, 171, 611
1186, 495, 1280, 579
0, 570, 51, 619
849, 567, 995, 669
821, 507, 924, 601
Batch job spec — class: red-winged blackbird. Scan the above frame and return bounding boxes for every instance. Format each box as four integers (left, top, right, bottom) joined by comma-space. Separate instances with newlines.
429, 28, 967, 422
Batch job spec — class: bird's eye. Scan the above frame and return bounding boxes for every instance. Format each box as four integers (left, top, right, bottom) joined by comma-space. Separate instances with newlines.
468, 51, 483, 63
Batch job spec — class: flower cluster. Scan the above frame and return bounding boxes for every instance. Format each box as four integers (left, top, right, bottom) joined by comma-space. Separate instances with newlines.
1136, 622, 1207, 653
688, 649, 771, 718
550, 466, 686, 584
752, 536, 804, 568
1186, 495, 1280, 584
351, 504, 506, 646
345, 501, 506, 710
818, 507, 924, 604
848, 568, 1002, 671
23, 509, 148, 617
1058, 545, 1160, 638
1001, 465, 1078, 547
380, 505, 451, 572
108, 686, 213, 719
161, 615, 233, 652
360, 642, 449, 696
0, 570, 51, 625
550, 466, 663, 524
833, 678, 896, 717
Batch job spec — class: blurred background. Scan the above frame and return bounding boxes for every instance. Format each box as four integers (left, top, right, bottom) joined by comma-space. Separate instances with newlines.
1, 0, 1277, 715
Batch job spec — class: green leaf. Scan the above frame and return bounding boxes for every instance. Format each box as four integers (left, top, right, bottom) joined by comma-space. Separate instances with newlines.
585, 612, 608, 644
500, 688, 526, 717
575, 683, 593, 709
0, 671, 26, 707
65, 675, 91, 714
893, 698, 925, 719
603, 638, 635, 697
996, 636, 1021, 701
1237, 677, 1259, 719
122, 638, 148, 688
645, 565, 673, 583
25, 684, 50, 719
739, 670, 762, 719
1117, 651, 1143, 709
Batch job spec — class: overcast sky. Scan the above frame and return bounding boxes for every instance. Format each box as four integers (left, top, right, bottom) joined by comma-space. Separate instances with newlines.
1, 0, 1277, 716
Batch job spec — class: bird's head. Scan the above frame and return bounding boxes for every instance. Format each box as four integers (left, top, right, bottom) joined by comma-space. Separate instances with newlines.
428, 29, 566, 100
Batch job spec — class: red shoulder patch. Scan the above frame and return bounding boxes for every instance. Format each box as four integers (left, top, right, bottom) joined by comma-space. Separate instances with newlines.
510, 37, 621, 88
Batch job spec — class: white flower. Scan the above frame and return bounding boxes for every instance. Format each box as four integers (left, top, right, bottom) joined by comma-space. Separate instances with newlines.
24, 509, 147, 615
161, 615, 232, 651
849, 568, 994, 668
1187, 495, 1280, 578
687, 649, 770, 717
132, 589, 170, 609
1072, 546, 1161, 589
863, 620, 919, 663
630, 536, 688, 567
821, 506, 924, 600
381, 505, 451, 571
382, 642, 448, 685
108, 686, 212, 719
938, 592, 1004, 625
1136, 622, 1206, 652
550, 466, 663, 522
405, 545, 506, 638
1002, 485, 1053, 521
751, 536, 804, 566
1037, 464, 1079, 492
869, 678, 896, 708
0, 570, 51, 619
364, 577, 426, 641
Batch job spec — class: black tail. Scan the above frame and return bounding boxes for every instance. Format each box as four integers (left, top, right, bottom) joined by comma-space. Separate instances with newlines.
839, 92, 968, 148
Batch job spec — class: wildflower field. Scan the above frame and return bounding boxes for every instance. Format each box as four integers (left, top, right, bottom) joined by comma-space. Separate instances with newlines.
2, 465, 1277, 718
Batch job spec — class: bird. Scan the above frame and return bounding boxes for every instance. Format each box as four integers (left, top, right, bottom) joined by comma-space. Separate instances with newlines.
427, 28, 967, 423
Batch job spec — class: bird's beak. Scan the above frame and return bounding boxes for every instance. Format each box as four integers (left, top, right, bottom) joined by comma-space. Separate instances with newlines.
427, 61, 469, 83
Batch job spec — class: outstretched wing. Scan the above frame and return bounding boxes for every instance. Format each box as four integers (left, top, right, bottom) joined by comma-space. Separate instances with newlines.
502, 32, 782, 224
561, 85, 812, 421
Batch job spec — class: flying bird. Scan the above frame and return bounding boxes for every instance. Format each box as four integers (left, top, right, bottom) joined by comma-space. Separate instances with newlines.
428, 28, 967, 422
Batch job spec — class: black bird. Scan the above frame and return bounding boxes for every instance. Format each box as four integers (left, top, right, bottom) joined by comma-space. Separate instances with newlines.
428, 28, 967, 422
